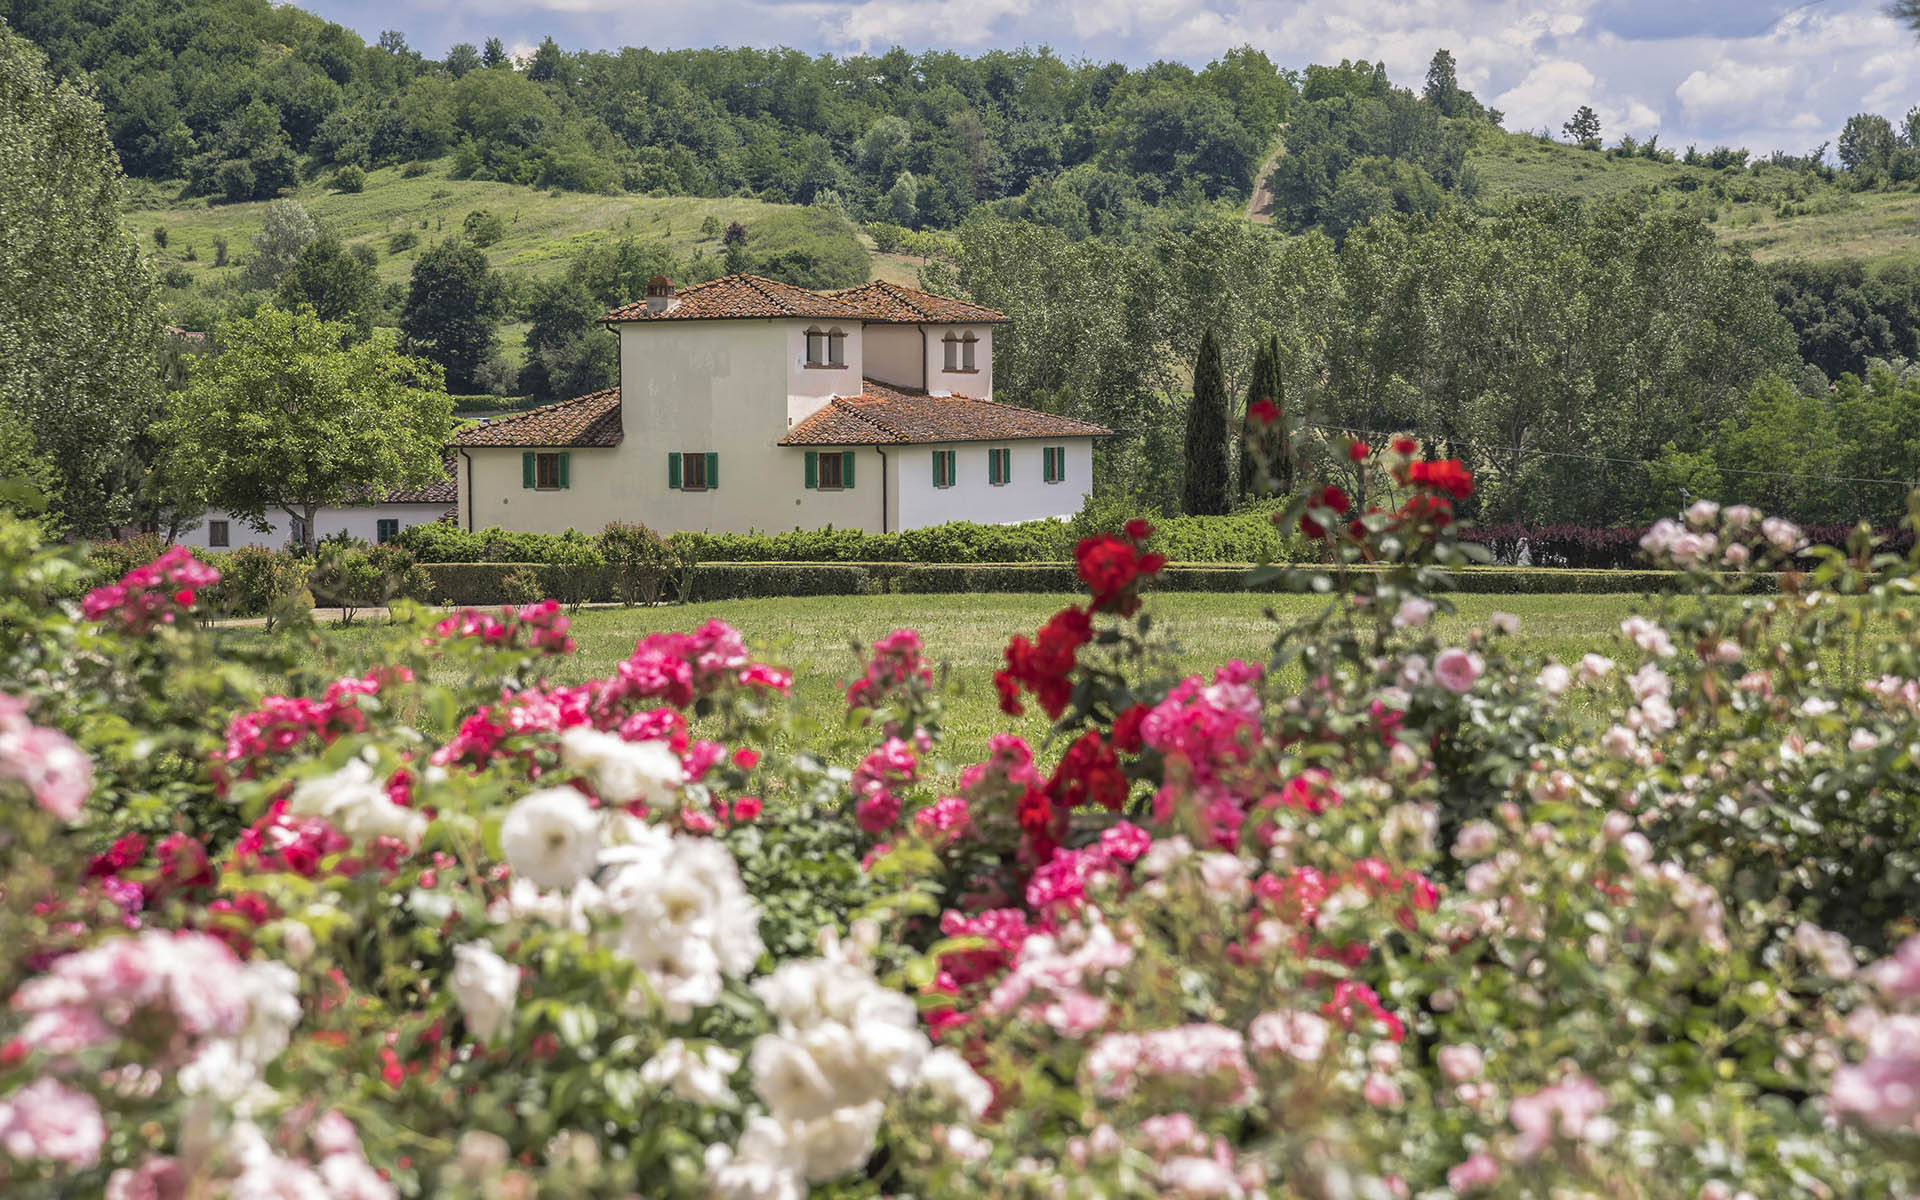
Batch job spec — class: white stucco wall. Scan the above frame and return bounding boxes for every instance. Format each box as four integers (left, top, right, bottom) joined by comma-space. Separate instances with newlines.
171, 503, 448, 550
924, 325, 994, 399
888, 439, 1093, 531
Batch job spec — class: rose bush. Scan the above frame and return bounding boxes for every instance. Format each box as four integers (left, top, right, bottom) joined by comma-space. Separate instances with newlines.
2, 440, 1920, 1194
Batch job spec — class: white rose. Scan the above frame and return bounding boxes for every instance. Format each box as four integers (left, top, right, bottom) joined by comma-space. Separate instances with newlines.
500, 787, 601, 889
559, 728, 685, 808
749, 1033, 840, 1122
450, 943, 520, 1043
287, 760, 426, 846
641, 1038, 741, 1106
794, 1100, 884, 1182
918, 1047, 992, 1118
1392, 596, 1435, 629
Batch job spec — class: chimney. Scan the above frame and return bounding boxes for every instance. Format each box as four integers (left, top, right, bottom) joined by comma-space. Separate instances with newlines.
644, 275, 677, 315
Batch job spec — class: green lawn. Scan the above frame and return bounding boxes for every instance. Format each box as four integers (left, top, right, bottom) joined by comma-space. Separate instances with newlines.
303, 591, 1660, 770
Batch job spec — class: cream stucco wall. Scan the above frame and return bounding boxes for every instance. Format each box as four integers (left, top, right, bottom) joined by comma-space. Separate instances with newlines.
863, 325, 926, 392
782, 320, 862, 424
889, 439, 1092, 531
171, 503, 447, 550
925, 325, 994, 399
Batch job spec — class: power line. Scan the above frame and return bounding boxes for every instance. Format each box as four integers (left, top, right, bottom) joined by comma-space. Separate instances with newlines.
1301, 423, 1920, 490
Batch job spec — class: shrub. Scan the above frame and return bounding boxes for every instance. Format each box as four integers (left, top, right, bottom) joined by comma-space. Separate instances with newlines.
498, 565, 543, 607
402, 160, 430, 178
599, 522, 680, 606
462, 209, 505, 247
330, 165, 366, 193
387, 230, 418, 255
396, 523, 604, 566
13, 472, 1920, 1195
306, 538, 431, 622
216, 545, 311, 628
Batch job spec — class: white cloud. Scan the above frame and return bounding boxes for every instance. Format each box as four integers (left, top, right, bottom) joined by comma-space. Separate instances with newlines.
1495, 59, 1598, 135
1675, 58, 1796, 115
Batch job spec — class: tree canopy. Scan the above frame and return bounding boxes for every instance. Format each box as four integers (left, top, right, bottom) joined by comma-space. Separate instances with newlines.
158, 307, 452, 552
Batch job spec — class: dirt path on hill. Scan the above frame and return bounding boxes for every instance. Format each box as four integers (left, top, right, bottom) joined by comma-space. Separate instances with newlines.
1245, 137, 1285, 225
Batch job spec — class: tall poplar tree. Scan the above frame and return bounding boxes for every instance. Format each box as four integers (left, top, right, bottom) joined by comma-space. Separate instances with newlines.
1183, 329, 1231, 516
0, 26, 160, 535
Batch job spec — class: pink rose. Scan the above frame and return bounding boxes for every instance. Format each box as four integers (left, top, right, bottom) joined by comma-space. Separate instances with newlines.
1446, 1151, 1501, 1192
1433, 648, 1483, 695
0, 1078, 106, 1168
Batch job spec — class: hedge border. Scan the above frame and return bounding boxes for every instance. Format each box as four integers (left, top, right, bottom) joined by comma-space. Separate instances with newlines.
421, 561, 1745, 605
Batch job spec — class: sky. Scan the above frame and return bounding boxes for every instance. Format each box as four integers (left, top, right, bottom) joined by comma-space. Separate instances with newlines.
299, 0, 1919, 155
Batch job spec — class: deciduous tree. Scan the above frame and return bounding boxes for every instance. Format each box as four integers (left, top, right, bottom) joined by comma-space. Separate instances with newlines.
159, 307, 452, 554
400, 238, 507, 393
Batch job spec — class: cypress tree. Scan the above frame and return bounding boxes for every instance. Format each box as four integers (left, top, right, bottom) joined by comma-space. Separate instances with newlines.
1183, 329, 1231, 516
1251, 334, 1293, 498
1238, 336, 1275, 500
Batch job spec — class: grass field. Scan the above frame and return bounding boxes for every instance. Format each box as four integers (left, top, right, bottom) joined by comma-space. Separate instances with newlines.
123, 160, 813, 294
1468, 129, 1920, 268
299, 591, 1666, 772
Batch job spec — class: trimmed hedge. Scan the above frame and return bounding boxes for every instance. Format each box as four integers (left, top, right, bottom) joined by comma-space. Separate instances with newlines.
420, 561, 1728, 604
398, 515, 1306, 568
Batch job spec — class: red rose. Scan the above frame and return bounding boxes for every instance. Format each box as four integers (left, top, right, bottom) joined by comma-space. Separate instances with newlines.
1247, 399, 1280, 425
1348, 441, 1370, 463
1048, 730, 1128, 812
1124, 518, 1154, 540
1319, 485, 1350, 514
1111, 703, 1151, 753
1408, 458, 1473, 500
1392, 436, 1417, 456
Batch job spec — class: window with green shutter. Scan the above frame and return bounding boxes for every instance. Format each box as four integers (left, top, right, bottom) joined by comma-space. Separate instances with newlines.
670, 451, 718, 491
805, 450, 857, 490
1043, 445, 1066, 483
988, 447, 1011, 486
533, 452, 563, 490
933, 449, 956, 488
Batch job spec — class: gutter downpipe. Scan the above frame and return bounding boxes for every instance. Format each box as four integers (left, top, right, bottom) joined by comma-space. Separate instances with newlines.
460, 449, 475, 532
875, 447, 890, 534
917, 324, 929, 390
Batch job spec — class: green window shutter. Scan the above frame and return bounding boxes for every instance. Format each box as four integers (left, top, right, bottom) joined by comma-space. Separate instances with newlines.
804, 451, 817, 489
668, 452, 681, 490
706, 452, 719, 490
1058, 446, 1066, 481
841, 451, 855, 488
522, 452, 535, 488
988, 450, 998, 485
1043, 447, 1054, 480
558, 452, 570, 489
932, 450, 942, 487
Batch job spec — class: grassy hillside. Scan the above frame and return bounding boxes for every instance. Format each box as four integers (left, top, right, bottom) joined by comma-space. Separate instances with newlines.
1469, 129, 1920, 268
123, 157, 875, 304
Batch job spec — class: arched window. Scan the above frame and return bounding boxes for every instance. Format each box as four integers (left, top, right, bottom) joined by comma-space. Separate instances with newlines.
805, 327, 828, 366
961, 332, 978, 371
827, 327, 847, 367
942, 332, 959, 371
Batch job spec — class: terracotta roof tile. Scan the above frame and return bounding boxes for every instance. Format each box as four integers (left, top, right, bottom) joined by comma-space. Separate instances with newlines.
780, 379, 1111, 446
452, 389, 624, 448
827, 280, 1009, 324
605, 275, 867, 323
380, 455, 459, 504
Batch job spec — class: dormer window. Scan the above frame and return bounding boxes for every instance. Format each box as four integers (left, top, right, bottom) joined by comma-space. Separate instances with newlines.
807, 327, 846, 368
961, 333, 978, 371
